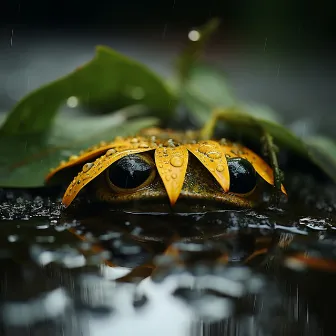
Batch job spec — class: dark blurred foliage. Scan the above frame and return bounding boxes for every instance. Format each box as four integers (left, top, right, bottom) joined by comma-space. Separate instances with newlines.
1, 0, 335, 50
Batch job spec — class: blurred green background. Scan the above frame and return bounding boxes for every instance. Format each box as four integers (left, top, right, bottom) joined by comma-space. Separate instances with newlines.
0, 1, 335, 134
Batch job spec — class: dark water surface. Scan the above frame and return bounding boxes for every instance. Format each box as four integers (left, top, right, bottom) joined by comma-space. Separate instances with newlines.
1, 173, 336, 336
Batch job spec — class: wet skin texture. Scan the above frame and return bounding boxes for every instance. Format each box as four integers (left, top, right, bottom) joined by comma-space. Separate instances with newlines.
45, 128, 284, 209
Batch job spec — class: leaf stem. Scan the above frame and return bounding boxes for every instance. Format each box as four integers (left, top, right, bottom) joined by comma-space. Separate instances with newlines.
262, 131, 283, 205
199, 107, 237, 139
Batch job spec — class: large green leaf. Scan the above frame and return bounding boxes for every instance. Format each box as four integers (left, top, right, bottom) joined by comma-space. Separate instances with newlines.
181, 64, 283, 125
0, 45, 175, 135
198, 107, 308, 155
183, 65, 236, 123
0, 44, 176, 188
0, 108, 159, 187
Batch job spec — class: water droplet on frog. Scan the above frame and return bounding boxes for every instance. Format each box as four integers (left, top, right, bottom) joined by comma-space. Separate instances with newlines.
170, 156, 183, 167
106, 148, 116, 156
131, 138, 139, 143
82, 162, 94, 172
69, 155, 78, 161
166, 175, 171, 181
216, 164, 224, 172
158, 164, 163, 168
139, 142, 149, 148
77, 180, 81, 184
207, 151, 222, 159
198, 144, 213, 154
167, 139, 175, 147
172, 173, 177, 179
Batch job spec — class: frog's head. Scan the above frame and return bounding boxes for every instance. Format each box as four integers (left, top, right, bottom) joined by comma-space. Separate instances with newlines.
45, 128, 286, 210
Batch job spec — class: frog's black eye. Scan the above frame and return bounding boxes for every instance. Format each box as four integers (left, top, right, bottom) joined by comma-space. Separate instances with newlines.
228, 158, 257, 194
106, 154, 156, 193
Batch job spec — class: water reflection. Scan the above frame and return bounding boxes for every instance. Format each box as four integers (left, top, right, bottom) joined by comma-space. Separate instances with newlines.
0, 175, 336, 335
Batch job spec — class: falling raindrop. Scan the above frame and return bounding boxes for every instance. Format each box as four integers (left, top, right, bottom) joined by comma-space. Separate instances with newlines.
10, 29, 14, 47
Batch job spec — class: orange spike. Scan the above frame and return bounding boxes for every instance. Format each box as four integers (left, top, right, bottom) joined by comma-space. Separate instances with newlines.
186, 140, 230, 192
45, 137, 151, 182
62, 143, 156, 207
154, 146, 189, 206
220, 143, 287, 194
45, 143, 115, 182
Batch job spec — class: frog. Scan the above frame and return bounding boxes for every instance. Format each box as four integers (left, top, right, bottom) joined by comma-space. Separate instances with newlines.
45, 111, 286, 209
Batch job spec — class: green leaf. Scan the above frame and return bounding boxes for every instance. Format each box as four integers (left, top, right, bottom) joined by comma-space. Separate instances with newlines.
201, 107, 308, 155
1, 45, 175, 135
181, 61, 336, 184
181, 64, 237, 124
304, 136, 336, 182
199, 105, 336, 186
181, 63, 306, 153
238, 102, 282, 123
0, 108, 159, 187
182, 63, 284, 125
